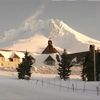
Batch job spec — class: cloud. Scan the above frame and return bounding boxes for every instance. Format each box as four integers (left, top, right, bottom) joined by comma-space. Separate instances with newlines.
0, 1, 48, 48
24, 1, 48, 24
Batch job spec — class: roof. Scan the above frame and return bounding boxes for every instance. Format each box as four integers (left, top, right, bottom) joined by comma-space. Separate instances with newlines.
44, 55, 55, 62
42, 40, 60, 54
42, 46, 59, 54
0, 53, 4, 57
31, 53, 58, 66
67, 51, 88, 64
15, 51, 25, 58
0, 50, 25, 59
0, 51, 13, 59
12, 54, 20, 58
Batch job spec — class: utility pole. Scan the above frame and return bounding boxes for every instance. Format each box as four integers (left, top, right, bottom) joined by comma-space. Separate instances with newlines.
94, 45, 96, 81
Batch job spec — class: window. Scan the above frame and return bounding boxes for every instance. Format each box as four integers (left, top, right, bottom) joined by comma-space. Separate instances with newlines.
1, 63, 3, 66
46, 61, 54, 65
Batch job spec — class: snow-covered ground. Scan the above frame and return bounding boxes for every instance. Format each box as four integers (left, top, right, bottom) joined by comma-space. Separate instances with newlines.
0, 71, 100, 100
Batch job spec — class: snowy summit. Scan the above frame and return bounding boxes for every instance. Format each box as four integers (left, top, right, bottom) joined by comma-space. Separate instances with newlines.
0, 19, 100, 53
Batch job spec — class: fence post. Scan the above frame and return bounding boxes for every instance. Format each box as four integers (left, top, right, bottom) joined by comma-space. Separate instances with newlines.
42, 77, 43, 86
96, 87, 99, 95
75, 79, 77, 91
72, 84, 74, 92
36, 80, 38, 85
83, 81, 86, 93
54, 78, 55, 88
30, 76, 33, 85
68, 79, 70, 91
30, 80, 33, 85
47, 78, 48, 88
49, 77, 50, 87
60, 79, 62, 90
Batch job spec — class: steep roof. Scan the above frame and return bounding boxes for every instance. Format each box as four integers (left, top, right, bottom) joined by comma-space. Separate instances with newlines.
0, 50, 25, 60
44, 55, 55, 62
0, 51, 13, 59
12, 54, 20, 58
67, 51, 88, 64
42, 46, 59, 54
42, 39, 60, 54
32, 53, 58, 66
0, 53, 4, 57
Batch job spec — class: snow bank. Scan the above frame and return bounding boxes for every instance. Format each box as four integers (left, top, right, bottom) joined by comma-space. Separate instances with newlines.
0, 71, 100, 100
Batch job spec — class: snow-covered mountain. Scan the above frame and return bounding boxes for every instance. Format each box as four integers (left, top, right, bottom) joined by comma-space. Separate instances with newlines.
0, 19, 100, 53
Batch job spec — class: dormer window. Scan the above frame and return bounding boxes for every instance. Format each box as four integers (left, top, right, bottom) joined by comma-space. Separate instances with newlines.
44, 55, 55, 66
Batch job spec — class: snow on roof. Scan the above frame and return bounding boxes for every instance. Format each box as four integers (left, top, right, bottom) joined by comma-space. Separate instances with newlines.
44, 55, 55, 62
0, 51, 13, 59
14, 51, 25, 59
0, 50, 59, 66
0, 50, 25, 59
31, 53, 58, 66
71, 57, 77, 63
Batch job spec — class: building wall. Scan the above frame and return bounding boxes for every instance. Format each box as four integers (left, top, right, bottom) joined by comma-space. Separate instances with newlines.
0, 57, 21, 67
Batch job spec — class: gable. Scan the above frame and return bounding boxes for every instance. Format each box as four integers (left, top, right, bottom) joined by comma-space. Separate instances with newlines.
67, 51, 88, 65
0, 53, 4, 58
13, 54, 20, 58
42, 46, 59, 54
42, 39, 60, 54
44, 55, 55, 62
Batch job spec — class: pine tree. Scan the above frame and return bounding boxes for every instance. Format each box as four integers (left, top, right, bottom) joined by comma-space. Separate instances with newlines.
58, 49, 72, 80
81, 55, 88, 81
81, 52, 94, 81
16, 51, 35, 79
81, 45, 100, 81
95, 50, 100, 81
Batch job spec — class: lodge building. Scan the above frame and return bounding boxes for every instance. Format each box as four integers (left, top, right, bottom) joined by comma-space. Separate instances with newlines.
0, 51, 24, 69
0, 39, 60, 69
0, 39, 97, 70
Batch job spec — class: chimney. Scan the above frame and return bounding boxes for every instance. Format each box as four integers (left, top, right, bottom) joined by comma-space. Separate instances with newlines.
89, 45, 95, 52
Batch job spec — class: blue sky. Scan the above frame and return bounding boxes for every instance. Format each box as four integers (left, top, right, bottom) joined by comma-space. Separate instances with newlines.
0, 0, 100, 40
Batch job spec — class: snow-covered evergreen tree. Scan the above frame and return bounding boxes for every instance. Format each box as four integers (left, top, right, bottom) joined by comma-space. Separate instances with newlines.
81, 45, 95, 81
16, 51, 35, 79
81, 45, 100, 81
57, 49, 72, 80
96, 50, 100, 81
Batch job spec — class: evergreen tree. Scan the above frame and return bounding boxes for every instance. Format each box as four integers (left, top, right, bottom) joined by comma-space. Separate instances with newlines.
81, 45, 100, 81
57, 49, 72, 80
81, 52, 94, 81
95, 50, 100, 81
16, 51, 35, 79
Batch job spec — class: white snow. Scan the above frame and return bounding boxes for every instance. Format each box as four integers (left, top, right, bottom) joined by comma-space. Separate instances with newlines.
31, 53, 58, 66
0, 19, 100, 53
0, 50, 25, 62
0, 71, 100, 100
0, 51, 13, 61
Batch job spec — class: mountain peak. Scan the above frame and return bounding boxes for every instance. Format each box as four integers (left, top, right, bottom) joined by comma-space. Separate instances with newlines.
0, 19, 100, 53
